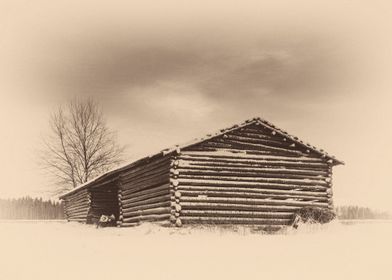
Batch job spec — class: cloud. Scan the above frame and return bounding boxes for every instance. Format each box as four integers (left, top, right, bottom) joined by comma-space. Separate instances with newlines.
37, 34, 351, 104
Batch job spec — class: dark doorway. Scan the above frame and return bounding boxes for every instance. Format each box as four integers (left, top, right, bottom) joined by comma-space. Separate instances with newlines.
87, 183, 119, 226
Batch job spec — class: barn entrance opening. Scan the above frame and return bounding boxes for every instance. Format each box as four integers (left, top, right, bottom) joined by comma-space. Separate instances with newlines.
87, 183, 119, 227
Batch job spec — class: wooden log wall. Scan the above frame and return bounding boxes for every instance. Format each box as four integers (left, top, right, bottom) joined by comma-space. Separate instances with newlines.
173, 123, 334, 227
63, 188, 91, 223
118, 155, 172, 227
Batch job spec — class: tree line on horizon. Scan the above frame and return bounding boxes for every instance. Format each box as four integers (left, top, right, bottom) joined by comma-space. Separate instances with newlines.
0, 196, 64, 220
0, 197, 390, 221
335, 205, 391, 220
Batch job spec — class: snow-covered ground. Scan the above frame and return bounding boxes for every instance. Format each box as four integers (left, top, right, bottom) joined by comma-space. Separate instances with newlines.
1, 220, 391, 280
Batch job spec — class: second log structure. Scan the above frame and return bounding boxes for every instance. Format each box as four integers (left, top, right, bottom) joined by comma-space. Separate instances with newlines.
59, 117, 344, 229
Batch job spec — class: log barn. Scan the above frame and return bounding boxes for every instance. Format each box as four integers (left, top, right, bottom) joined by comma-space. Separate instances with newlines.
59, 117, 343, 228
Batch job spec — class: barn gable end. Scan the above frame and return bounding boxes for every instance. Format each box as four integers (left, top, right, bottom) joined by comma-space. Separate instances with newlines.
173, 122, 335, 227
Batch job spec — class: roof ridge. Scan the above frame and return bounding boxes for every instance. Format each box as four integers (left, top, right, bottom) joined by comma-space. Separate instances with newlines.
59, 116, 343, 198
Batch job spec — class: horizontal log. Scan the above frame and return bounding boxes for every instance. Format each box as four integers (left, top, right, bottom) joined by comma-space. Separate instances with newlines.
65, 194, 90, 203
65, 203, 90, 212
179, 190, 328, 202
64, 200, 89, 208
177, 166, 328, 178
66, 188, 89, 196
121, 183, 170, 197
177, 185, 327, 197
230, 130, 274, 140
179, 151, 325, 162
121, 189, 170, 205
181, 202, 302, 212
225, 133, 306, 151
231, 131, 294, 143
65, 193, 90, 203
120, 160, 170, 184
121, 167, 170, 189
121, 201, 172, 213
191, 145, 303, 158
121, 174, 170, 193
89, 175, 119, 189
211, 137, 302, 154
119, 155, 170, 180
122, 213, 171, 223
179, 174, 327, 186
225, 133, 287, 146
65, 197, 90, 204
180, 196, 328, 208
119, 157, 169, 182
178, 157, 328, 170
122, 194, 172, 210
181, 209, 294, 219
121, 207, 171, 218
178, 179, 327, 191
179, 162, 327, 174
121, 183, 170, 199
200, 138, 305, 155
181, 216, 292, 225
119, 220, 172, 227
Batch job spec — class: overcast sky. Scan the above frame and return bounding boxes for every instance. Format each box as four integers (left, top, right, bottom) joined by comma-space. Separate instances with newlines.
0, 0, 391, 210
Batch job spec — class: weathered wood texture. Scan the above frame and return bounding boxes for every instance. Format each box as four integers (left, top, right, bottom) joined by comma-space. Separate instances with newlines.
174, 123, 333, 227
63, 188, 90, 222
118, 156, 172, 227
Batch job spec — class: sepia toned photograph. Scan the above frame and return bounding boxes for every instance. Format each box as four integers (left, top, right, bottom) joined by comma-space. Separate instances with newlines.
0, 1, 391, 279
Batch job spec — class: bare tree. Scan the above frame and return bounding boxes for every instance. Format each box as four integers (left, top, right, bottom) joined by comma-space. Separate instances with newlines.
42, 98, 125, 194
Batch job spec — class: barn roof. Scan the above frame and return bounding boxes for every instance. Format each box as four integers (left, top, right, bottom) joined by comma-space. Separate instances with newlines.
59, 117, 344, 199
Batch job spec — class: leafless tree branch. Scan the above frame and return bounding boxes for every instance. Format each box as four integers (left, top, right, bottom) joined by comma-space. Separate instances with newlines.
41, 98, 125, 194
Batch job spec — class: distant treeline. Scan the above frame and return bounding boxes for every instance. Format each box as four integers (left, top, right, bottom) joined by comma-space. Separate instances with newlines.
0, 196, 64, 220
1, 197, 390, 221
336, 205, 391, 220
